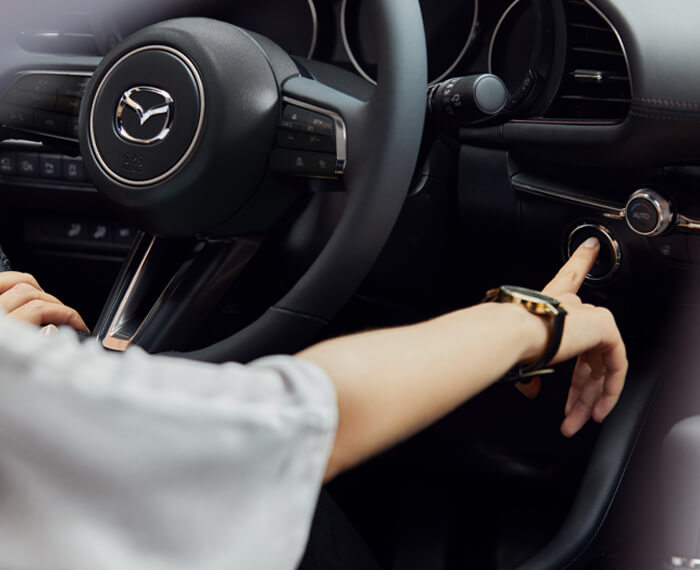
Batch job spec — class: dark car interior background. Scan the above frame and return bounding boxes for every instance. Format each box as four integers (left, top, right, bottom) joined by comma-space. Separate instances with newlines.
0, 0, 697, 568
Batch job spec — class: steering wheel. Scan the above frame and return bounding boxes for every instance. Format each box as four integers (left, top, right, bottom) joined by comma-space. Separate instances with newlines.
0, 0, 427, 362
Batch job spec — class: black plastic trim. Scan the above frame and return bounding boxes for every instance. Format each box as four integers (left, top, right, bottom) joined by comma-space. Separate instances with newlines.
515, 350, 657, 569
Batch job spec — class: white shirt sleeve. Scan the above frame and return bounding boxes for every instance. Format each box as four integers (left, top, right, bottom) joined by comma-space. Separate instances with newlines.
0, 316, 337, 570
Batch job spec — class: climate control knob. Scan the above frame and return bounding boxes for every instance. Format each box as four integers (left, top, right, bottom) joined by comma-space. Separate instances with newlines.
624, 188, 673, 237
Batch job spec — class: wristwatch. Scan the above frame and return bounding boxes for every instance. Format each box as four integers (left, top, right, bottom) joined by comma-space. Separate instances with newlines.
482, 285, 567, 382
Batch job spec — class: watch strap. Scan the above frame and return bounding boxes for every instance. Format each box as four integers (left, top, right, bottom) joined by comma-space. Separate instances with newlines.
482, 285, 567, 383
501, 305, 566, 383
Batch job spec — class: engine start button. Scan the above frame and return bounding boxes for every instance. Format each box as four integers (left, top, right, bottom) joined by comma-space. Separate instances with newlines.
567, 223, 621, 282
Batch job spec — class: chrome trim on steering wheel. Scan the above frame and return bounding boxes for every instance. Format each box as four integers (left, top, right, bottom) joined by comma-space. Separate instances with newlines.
89, 45, 205, 187
101, 234, 156, 351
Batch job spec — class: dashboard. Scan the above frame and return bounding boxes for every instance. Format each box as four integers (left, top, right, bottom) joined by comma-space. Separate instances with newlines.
0, 0, 699, 568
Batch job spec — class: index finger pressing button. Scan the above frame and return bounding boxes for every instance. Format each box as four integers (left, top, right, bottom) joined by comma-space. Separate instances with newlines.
566, 224, 621, 283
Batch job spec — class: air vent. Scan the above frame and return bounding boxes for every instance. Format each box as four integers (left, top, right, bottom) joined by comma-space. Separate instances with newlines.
17, 11, 119, 57
544, 0, 631, 122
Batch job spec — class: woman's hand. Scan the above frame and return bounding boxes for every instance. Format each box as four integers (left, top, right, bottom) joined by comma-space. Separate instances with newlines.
0, 272, 89, 333
540, 238, 628, 437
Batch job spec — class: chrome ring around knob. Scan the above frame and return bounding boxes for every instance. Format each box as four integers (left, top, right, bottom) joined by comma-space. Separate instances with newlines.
567, 223, 622, 282
624, 188, 673, 237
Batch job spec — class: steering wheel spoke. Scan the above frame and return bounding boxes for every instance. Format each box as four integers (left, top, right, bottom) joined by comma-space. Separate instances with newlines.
94, 233, 260, 354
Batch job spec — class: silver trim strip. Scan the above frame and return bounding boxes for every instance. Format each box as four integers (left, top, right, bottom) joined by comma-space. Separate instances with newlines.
567, 223, 621, 282
512, 178, 625, 218
89, 45, 206, 188
14, 70, 92, 77
677, 215, 700, 231
433, 0, 479, 84
102, 235, 156, 352
517, 178, 700, 232
282, 95, 348, 175
488, 0, 522, 76
670, 556, 700, 568
341, 0, 479, 87
307, 0, 318, 58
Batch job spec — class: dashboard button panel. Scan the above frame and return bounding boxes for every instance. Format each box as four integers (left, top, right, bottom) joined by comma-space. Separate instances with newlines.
39, 154, 62, 179
0, 151, 15, 175
0, 147, 89, 184
650, 234, 689, 262
17, 153, 39, 177
31, 216, 135, 252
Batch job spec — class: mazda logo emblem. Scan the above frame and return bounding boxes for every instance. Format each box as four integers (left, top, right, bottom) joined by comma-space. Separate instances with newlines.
115, 86, 174, 144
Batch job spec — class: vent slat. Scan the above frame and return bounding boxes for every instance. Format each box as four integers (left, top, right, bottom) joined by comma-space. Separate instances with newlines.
560, 95, 631, 103
570, 23, 612, 33
572, 46, 625, 57
544, 0, 631, 122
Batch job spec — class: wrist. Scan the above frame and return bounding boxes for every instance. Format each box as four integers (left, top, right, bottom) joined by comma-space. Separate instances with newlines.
503, 302, 552, 365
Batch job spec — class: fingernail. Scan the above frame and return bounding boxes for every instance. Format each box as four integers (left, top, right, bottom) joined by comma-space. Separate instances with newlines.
39, 324, 58, 336
583, 237, 599, 249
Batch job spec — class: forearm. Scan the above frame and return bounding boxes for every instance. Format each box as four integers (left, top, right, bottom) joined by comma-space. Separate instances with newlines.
298, 302, 548, 481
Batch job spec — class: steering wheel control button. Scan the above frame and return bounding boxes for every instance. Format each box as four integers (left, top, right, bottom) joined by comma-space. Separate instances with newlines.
57, 76, 90, 99
275, 103, 343, 176
0, 106, 33, 130
567, 224, 621, 282
625, 188, 673, 237
3, 89, 57, 111
281, 105, 335, 138
270, 149, 337, 178
0, 73, 89, 140
89, 46, 204, 186
34, 111, 67, 136
56, 96, 82, 116
13, 74, 65, 95
277, 129, 335, 153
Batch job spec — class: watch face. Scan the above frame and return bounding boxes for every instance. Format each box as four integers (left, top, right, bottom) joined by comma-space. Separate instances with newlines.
501, 285, 560, 307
